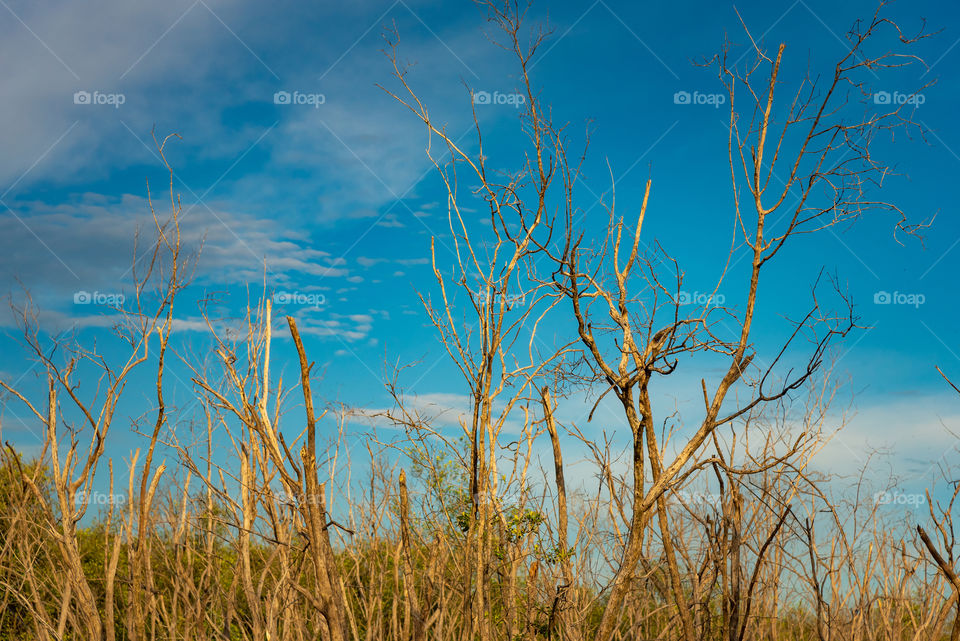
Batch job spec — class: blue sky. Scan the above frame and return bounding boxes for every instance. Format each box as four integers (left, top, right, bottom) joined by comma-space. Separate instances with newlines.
1, 0, 959, 505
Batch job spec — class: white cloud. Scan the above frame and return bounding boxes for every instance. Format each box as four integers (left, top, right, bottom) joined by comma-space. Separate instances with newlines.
0, 194, 354, 292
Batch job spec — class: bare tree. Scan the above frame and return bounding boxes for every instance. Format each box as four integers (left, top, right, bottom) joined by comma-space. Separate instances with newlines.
0, 3, 945, 641
539, 5, 932, 639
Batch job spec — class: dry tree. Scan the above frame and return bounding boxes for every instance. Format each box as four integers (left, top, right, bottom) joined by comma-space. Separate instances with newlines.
380, 1, 934, 639
0, 132, 193, 641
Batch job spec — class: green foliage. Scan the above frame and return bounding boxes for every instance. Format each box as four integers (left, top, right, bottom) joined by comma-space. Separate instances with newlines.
0, 451, 54, 640
504, 506, 543, 543
407, 437, 474, 535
